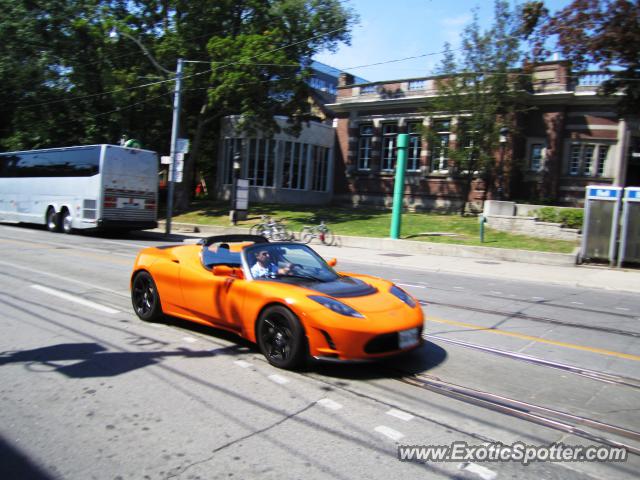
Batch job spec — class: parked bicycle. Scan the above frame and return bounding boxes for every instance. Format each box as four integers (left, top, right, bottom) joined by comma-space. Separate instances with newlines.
249, 215, 293, 241
299, 220, 334, 245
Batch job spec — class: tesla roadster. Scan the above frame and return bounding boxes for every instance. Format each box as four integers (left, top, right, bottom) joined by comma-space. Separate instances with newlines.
130, 235, 424, 369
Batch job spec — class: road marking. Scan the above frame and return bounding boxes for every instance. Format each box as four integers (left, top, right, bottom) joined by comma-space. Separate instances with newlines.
453, 286, 464, 289
374, 425, 405, 442
490, 291, 502, 295
571, 301, 583, 305
234, 360, 253, 368
429, 316, 640, 362
0, 259, 129, 297
268, 374, 290, 385
396, 283, 425, 289
182, 337, 197, 343
101, 240, 151, 249
30, 284, 119, 314
459, 462, 497, 480
317, 398, 343, 411
386, 408, 414, 421
615, 307, 630, 311
532, 296, 545, 301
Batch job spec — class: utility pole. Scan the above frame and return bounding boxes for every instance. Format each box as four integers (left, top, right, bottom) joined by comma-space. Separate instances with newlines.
166, 58, 183, 235
390, 134, 409, 239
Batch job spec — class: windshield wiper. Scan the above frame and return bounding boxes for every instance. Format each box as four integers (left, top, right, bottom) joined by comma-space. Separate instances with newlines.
275, 272, 323, 282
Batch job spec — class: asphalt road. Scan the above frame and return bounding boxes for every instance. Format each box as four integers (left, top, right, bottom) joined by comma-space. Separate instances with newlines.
0, 224, 638, 480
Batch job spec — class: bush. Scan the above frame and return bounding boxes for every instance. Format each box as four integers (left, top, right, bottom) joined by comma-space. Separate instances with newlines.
534, 207, 583, 229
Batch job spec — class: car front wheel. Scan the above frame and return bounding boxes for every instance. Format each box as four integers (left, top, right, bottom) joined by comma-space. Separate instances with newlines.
257, 305, 307, 369
131, 271, 163, 322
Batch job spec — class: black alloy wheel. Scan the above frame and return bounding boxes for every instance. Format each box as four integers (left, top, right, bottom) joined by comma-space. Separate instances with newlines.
257, 305, 306, 369
131, 271, 163, 322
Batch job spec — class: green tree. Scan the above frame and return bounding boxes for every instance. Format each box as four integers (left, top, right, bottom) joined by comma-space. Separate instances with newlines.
424, 0, 526, 215
523, 0, 640, 116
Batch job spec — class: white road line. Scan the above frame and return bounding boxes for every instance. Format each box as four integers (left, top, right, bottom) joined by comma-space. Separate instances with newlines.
0, 259, 129, 297
386, 408, 414, 421
374, 425, 405, 442
532, 296, 545, 301
571, 301, 583, 305
234, 360, 253, 368
453, 286, 464, 290
30, 284, 119, 314
317, 398, 343, 411
182, 337, 198, 343
396, 283, 426, 289
615, 307, 630, 311
490, 291, 502, 295
459, 462, 497, 480
101, 240, 151, 249
268, 374, 290, 385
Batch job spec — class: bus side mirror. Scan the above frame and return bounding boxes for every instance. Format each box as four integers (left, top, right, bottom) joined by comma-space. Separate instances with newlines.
327, 258, 337, 267
213, 265, 244, 279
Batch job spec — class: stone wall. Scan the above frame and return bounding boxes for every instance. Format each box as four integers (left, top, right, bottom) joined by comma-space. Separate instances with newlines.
485, 214, 580, 242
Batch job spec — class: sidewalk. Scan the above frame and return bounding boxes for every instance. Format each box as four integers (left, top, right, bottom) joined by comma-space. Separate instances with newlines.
156, 221, 640, 295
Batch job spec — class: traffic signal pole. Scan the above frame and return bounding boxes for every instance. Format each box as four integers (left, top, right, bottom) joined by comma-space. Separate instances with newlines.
390, 133, 409, 239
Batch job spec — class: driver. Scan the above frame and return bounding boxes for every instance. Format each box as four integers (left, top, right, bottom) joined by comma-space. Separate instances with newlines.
250, 249, 292, 278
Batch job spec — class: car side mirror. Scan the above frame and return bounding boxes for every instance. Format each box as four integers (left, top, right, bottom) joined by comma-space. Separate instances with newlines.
327, 258, 337, 267
212, 265, 244, 279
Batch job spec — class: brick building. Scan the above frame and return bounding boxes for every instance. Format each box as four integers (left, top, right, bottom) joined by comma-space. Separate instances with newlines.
328, 61, 640, 210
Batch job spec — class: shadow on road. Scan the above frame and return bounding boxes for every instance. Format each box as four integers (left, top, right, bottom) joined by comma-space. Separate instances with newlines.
0, 436, 56, 480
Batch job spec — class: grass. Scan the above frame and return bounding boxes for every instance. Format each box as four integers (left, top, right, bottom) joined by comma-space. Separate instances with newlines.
171, 201, 578, 254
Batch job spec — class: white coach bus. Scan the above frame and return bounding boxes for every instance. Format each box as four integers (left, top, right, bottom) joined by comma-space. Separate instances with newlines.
0, 144, 158, 233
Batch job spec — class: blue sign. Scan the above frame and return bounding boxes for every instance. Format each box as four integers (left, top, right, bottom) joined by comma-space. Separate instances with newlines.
587, 186, 620, 200
625, 188, 640, 202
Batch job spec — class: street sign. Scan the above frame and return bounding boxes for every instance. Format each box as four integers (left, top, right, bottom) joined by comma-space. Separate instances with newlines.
176, 138, 190, 154
160, 155, 172, 164
586, 186, 621, 200
168, 154, 184, 183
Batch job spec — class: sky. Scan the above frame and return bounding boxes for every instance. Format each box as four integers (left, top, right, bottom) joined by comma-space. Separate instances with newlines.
314, 0, 574, 83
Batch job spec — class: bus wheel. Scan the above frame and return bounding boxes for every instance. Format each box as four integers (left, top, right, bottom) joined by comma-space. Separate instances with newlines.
61, 209, 73, 234
46, 208, 59, 232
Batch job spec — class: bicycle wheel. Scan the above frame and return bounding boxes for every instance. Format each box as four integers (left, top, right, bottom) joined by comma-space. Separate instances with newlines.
319, 228, 334, 246
299, 226, 314, 244
250, 223, 264, 236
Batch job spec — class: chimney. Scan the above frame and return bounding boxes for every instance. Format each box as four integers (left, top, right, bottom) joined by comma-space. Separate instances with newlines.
338, 72, 355, 87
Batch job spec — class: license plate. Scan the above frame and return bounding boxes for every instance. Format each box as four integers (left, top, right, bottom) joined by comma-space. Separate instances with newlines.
117, 197, 144, 209
398, 328, 419, 349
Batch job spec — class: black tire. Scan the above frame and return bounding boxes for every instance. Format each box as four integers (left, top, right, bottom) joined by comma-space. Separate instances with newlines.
299, 226, 313, 244
46, 208, 59, 232
320, 228, 334, 246
131, 271, 163, 322
257, 305, 307, 369
61, 209, 73, 234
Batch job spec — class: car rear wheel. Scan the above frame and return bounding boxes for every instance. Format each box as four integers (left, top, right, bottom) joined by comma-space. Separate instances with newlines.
257, 305, 307, 369
131, 271, 163, 322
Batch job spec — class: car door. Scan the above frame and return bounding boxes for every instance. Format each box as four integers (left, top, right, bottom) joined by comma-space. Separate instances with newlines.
178, 254, 246, 333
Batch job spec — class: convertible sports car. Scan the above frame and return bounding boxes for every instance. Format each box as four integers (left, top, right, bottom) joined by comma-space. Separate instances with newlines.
130, 235, 424, 369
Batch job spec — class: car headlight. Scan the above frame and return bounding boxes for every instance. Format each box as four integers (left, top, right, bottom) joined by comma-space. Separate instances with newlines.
308, 295, 364, 318
390, 285, 417, 308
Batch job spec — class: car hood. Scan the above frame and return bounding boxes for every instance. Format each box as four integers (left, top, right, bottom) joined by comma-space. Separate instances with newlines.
309, 276, 377, 298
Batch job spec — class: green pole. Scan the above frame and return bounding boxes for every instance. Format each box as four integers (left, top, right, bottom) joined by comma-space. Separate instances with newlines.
390, 133, 409, 239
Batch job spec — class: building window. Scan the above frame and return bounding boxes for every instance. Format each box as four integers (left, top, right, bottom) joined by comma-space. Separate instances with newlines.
381, 123, 398, 171
430, 119, 451, 172
568, 143, 610, 177
360, 84, 376, 94
407, 122, 422, 171
408, 80, 425, 91
311, 145, 329, 191
223, 138, 242, 185
281, 141, 307, 190
358, 124, 373, 170
530, 144, 544, 172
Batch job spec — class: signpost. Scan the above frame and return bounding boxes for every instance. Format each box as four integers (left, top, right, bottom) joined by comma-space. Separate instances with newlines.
390, 134, 409, 239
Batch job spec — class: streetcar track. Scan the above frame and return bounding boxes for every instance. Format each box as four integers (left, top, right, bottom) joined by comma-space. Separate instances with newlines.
424, 335, 640, 389
419, 300, 640, 338
397, 373, 640, 456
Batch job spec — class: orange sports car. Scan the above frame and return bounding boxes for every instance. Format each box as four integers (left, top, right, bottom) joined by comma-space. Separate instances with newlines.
130, 235, 424, 369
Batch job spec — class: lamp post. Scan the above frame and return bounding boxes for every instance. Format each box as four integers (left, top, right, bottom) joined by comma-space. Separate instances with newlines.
497, 127, 509, 201
108, 28, 183, 235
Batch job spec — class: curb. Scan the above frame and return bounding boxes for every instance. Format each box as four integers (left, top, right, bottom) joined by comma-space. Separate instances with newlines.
158, 221, 578, 267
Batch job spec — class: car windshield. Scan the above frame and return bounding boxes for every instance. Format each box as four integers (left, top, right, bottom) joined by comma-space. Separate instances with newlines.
244, 243, 339, 282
